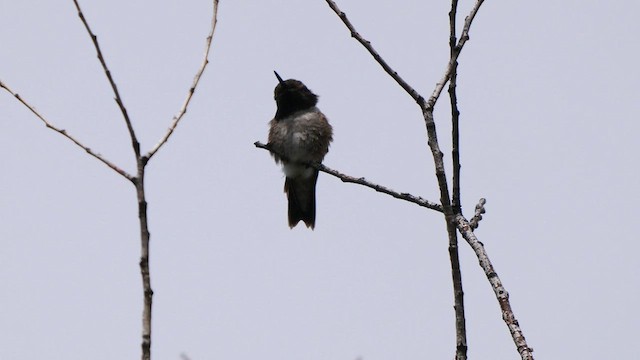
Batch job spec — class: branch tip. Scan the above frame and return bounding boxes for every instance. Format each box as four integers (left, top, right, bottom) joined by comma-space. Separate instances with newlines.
145, 0, 219, 161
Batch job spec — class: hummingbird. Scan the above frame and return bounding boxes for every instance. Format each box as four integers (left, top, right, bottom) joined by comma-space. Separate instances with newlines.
268, 71, 333, 229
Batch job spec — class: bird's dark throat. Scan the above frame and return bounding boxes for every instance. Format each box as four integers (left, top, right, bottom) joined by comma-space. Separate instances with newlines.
274, 90, 318, 119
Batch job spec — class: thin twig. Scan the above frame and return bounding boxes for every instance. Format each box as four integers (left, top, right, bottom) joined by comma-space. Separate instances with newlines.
254, 141, 443, 212
72, 0, 140, 157
449, 4, 462, 214
145, 0, 220, 161
426, 0, 485, 110
324, 0, 426, 109
455, 215, 534, 359
469, 198, 486, 230
0, 80, 134, 182
447, 1, 467, 358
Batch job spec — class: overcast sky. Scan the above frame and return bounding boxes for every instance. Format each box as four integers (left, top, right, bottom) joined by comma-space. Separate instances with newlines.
1, 1, 639, 359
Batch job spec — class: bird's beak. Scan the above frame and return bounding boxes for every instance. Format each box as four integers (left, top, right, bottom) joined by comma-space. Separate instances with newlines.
274, 71, 285, 85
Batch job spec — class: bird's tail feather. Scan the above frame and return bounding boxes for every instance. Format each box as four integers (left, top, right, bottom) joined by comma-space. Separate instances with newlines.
284, 171, 318, 229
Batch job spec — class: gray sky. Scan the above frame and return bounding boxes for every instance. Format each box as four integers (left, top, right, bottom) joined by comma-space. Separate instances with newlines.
1, 1, 639, 359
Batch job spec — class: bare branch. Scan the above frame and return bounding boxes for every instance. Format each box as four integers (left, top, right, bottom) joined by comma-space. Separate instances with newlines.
72, 0, 140, 157
447, 2, 467, 358
455, 215, 534, 359
449, 2, 462, 215
426, 0, 485, 110
254, 141, 443, 212
145, 0, 220, 161
0, 80, 135, 182
469, 198, 486, 230
317, 163, 442, 211
324, 0, 426, 109
459, 0, 485, 45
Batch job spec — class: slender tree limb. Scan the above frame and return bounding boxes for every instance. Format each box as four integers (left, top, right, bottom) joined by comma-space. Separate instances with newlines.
455, 215, 534, 359
324, 0, 426, 109
72, 0, 140, 157
425, 0, 485, 110
449, 6, 462, 214
450, 78, 461, 213
0, 80, 135, 182
319, 162, 441, 211
469, 198, 486, 230
254, 141, 443, 212
145, 0, 220, 162
447, 1, 467, 358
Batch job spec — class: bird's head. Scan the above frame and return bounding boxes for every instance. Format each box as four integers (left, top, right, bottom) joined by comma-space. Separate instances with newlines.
273, 71, 318, 118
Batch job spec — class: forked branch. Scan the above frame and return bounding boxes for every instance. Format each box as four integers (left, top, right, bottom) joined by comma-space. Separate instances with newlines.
323, 0, 534, 359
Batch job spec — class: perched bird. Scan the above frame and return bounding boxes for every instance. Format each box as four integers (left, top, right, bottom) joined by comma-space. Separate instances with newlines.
268, 71, 333, 229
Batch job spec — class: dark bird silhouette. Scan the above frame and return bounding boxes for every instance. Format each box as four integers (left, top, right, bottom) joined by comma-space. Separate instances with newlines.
268, 71, 333, 229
